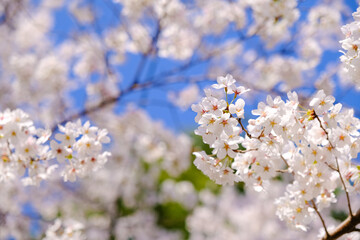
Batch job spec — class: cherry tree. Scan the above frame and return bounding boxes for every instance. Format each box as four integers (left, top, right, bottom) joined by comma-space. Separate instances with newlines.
0, 0, 360, 239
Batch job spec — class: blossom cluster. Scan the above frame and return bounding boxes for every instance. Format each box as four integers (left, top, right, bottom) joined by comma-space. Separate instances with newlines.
51, 120, 111, 182
99, 108, 192, 178
340, 7, 360, 88
23, 109, 194, 240
43, 219, 85, 240
192, 74, 249, 185
192, 74, 360, 231
2, 106, 359, 239
0, 109, 111, 185
114, 211, 181, 240
0, 109, 52, 184
0, 0, 350, 131
187, 186, 326, 240
1, 0, 360, 239
248, 0, 299, 48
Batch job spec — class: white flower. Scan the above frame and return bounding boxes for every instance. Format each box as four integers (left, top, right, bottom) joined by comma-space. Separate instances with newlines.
212, 74, 236, 90
43, 219, 85, 240
50, 140, 70, 163
168, 84, 200, 110
228, 85, 250, 96
212, 134, 238, 159
309, 90, 335, 114
229, 98, 245, 118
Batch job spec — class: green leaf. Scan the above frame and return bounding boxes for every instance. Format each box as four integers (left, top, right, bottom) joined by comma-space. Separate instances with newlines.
155, 201, 189, 238
330, 209, 348, 222
235, 181, 246, 195
333, 187, 342, 197
116, 198, 135, 217
272, 175, 283, 181
178, 162, 220, 193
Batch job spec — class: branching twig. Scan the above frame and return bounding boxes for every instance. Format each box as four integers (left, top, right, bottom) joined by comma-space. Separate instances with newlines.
322, 209, 360, 240
280, 155, 290, 169
314, 111, 353, 218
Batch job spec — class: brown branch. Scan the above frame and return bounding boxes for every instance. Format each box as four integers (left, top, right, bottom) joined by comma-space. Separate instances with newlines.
322, 209, 360, 240
314, 111, 353, 218
235, 148, 258, 153
314, 113, 333, 148
51, 75, 214, 132
324, 162, 338, 171
237, 118, 252, 138
312, 200, 330, 238
280, 155, 290, 169
335, 156, 354, 218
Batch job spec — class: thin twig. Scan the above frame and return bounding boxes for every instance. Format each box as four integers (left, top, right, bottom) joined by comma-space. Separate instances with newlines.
235, 148, 258, 153
280, 155, 290, 169
335, 156, 354, 218
312, 199, 330, 238
314, 111, 353, 218
238, 118, 252, 138
131, 22, 161, 86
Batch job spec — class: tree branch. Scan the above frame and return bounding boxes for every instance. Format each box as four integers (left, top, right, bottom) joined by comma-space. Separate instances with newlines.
312, 200, 330, 238
237, 118, 252, 138
322, 209, 360, 240
314, 111, 353, 218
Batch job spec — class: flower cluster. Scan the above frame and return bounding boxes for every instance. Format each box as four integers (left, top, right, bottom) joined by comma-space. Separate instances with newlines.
115, 211, 181, 240
193, 74, 360, 231
51, 120, 111, 182
160, 179, 198, 210
0, 108, 111, 185
0, 109, 52, 184
192, 74, 249, 185
187, 186, 323, 240
73, 108, 193, 211
340, 7, 360, 88
43, 219, 85, 240
99, 108, 192, 178
1, 0, 360, 239
248, 0, 300, 48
